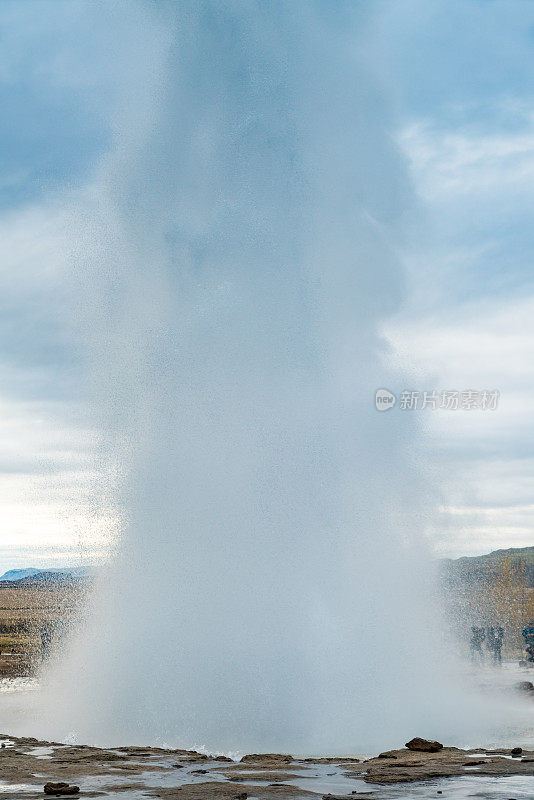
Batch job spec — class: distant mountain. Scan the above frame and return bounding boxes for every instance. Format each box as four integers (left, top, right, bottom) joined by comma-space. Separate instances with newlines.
441, 546, 534, 587
0, 567, 89, 586
0, 568, 41, 582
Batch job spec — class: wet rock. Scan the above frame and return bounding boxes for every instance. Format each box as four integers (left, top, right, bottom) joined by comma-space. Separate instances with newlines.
241, 754, 293, 763
322, 795, 354, 800
44, 782, 80, 795
223, 772, 298, 783
405, 737, 443, 752
298, 757, 359, 764
515, 681, 534, 691
511, 747, 523, 756
148, 783, 303, 800
350, 745, 534, 784
168, 750, 208, 761
191, 769, 208, 775
7, 731, 534, 796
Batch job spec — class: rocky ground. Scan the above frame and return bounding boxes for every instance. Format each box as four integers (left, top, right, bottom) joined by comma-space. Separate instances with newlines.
1, 734, 534, 799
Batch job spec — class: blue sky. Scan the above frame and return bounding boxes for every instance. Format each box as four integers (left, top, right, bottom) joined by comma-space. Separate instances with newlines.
0, 1, 533, 569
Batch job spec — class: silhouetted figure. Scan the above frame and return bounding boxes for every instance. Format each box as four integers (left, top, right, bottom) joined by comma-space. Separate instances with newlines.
487, 626, 496, 655
494, 626, 504, 663
522, 622, 534, 663
487, 625, 503, 664
470, 626, 486, 663
40, 624, 52, 661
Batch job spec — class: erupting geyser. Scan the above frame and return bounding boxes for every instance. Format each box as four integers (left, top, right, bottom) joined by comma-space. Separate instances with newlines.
4, 1, 484, 754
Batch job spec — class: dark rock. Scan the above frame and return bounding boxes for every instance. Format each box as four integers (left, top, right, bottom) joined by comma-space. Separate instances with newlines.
405, 738, 443, 753
322, 795, 354, 800
234, 794, 247, 800
299, 757, 359, 764
191, 769, 208, 774
515, 681, 534, 691
511, 747, 523, 756
241, 754, 293, 763
377, 753, 397, 759
44, 782, 80, 795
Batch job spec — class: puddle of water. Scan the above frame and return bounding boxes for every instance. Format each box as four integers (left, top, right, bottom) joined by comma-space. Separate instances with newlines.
75, 760, 236, 792
26, 746, 54, 759
0, 678, 38, 694
0, 740, 15, 749
71, 769, 534, 800
232, 764, 369, 795
0, 782, 42, 795
72, 760, 368, 796
381, 774, 534, 799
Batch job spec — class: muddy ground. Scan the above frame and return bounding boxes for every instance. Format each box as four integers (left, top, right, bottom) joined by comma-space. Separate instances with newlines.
2, 734, 534, 799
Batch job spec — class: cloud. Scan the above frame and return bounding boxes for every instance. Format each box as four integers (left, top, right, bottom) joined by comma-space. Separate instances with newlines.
401, 115, 534, 203
0, 1, 170, 571
0, 197, 122, 570
384, 297, 534, 555
0, 391, 115, 566
387, 100, 534, 556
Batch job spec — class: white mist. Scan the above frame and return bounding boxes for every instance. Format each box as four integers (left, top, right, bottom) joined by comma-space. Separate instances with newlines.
2, 1, 491, 754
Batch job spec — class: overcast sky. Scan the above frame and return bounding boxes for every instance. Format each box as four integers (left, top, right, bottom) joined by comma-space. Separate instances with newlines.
0, 1, 533, 570
376, 1, 534, 556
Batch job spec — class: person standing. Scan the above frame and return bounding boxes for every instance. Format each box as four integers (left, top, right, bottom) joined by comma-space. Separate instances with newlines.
40, 624, 52, 661
493, 625, 504, 664
470, 626, 485, 662
487, 626, 496, 660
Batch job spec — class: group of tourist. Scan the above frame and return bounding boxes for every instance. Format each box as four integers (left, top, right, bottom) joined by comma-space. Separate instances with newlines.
470, 625, 504, 663
521, 622, 534, 662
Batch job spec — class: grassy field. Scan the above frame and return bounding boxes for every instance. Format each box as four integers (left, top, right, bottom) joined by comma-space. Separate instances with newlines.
0, 583, 84, 676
